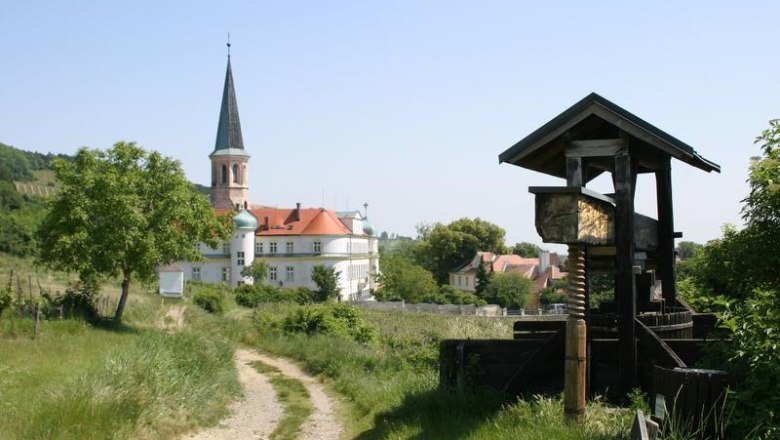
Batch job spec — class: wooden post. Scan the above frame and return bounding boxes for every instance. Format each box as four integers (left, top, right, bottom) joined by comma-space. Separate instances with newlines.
33, 303, 41, 339
615, 150, 638, 392
655, 160, 677, 306
564, 244, 587, 422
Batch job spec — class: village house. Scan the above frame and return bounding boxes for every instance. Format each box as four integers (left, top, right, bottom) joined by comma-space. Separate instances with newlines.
170, 54, 379, 301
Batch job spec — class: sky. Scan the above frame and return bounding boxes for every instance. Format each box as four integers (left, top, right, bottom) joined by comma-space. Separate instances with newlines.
2, 1, 779, 250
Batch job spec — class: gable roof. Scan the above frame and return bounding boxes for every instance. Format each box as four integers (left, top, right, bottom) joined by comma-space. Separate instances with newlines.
498, 93, 720, 180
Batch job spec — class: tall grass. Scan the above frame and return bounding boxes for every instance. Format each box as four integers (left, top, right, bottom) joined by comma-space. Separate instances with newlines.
248, 303, 631, 439
0, 286, 241, 439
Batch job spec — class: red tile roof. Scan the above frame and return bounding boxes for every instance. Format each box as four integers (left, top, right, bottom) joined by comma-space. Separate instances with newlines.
248, 206, 354, 236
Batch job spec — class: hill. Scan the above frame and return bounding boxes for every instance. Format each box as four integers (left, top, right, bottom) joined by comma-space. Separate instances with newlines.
0, 142, 211, 257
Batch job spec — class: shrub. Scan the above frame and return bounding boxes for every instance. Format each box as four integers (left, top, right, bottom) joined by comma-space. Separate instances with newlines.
280, 303, 376, 344
235, 284, 312, 308
193, 286, 225, 314
40, 281, 99, 322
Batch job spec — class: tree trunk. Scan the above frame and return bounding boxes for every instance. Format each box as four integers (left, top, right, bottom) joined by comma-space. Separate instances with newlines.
114, 272, 131, 324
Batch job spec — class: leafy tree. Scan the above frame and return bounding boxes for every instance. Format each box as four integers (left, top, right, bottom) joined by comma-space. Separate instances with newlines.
38, 142, 230, 324
418, 218, 508, 284
475, 261, 491, 296
511, 241, 543, 258
311, 265, 340, 302
241, 259, 269, 284
375, 255, 438, 303
482, 272, 533, 308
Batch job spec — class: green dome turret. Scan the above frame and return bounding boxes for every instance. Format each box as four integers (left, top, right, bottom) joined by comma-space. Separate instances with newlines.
233, 210, 258, 230
363, 219, 378, 237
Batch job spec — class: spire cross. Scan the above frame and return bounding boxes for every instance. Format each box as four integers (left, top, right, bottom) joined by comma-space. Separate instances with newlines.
227, 33, 231, 57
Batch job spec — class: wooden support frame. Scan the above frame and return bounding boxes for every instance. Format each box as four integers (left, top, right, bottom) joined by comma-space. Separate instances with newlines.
655, 159, 677, 305
614, 147, 638, 391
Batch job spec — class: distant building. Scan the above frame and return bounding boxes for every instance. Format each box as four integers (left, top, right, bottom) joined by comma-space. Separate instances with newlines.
170, 53, 379, 301
449, 251, 565, 305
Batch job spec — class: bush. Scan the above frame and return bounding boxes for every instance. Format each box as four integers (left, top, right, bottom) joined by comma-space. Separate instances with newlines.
234, 283, 312, 308
280, 303, 376, 344
193, 286, 225, 314
40, 281, 99, 322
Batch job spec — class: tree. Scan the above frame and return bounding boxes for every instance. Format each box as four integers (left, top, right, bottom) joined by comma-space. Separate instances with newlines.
482, 272, 533, 308
311, 265, 340, 302
512, 241, 543, 258
38, 142, 230, 324
417, 218, 508, 284
375, 255, 438, 303
475, 261, 491, 296
241, 259, 269, 284
675, 241, 703, 260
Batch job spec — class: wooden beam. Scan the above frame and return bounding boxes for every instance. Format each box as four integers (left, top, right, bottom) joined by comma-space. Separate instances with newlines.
567, 139, 624, 157
655, 160, 677, 305
635, 318, 686, 369
567, 157, 584, 187
614, 149, 638, 392
502, 328, 565, 393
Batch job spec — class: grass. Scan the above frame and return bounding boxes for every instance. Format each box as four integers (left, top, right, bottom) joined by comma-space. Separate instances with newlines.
247, 302, 632, 440
252, 361, 314, 440
0, 273, 241, 440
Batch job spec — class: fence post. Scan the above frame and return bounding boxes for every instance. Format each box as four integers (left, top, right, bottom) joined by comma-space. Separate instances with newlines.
33, 303, 41, 339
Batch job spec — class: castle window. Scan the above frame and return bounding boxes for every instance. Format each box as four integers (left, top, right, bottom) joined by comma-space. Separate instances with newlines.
192, 267, 201, 281
286, 266, 294, 282
313, 241, 321, 254
237, 251, 245, 266
269, 266, 277, 281
233, 163, 239, 183
221, 165, 227, 184
255, 242, 263, 255
222, 267, 230, 282
222, 242, 230, 255
270, 242, 277, 253
286, 242, 294, 254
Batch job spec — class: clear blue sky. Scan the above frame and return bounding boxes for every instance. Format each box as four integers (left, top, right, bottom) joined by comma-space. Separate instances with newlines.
2, 1, 778, 248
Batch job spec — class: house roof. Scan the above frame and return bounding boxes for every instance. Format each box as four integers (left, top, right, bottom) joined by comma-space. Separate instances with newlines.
248, 206, 357, 236
498, 93, 720, 181
213, 57, 245, 153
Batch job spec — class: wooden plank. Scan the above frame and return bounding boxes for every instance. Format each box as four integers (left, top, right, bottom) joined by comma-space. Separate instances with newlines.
513, 320, 567, 332
615, 150, 638, 391
655, 161, 677, 305
567, 139, 623, 158
635, 318, 686, 369
566, 156, 583, 187
502, 328, 565, 392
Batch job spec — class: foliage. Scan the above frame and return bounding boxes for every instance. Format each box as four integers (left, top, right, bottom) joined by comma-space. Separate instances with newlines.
375, 254, 438, 302
704, 289, 780, 438
475, 261, 491, 296
240, 259, 269, 283
482, 272, 533, 308
422, 284, 486, 306
512, 241, 543, 258
310, 264, 340, 302
675, 241, 703, 260
417, 218, 508, 284
233, 283, 312, 307
539, 279, 568, 305
279, 303, 376, 343
193, 285, 226, 314
37, 142, 231, 323
42, 280, 100, 322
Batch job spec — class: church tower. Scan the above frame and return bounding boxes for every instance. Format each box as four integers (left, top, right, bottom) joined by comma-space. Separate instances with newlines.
210, 50, 250, 210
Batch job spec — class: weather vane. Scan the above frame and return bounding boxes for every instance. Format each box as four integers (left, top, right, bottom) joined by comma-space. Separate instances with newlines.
227, 33, 231, 57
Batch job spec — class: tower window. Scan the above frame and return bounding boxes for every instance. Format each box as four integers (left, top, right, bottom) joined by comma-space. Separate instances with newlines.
237, 251, 245, 266
221, 165, 227, 184
233, 163, 239, 183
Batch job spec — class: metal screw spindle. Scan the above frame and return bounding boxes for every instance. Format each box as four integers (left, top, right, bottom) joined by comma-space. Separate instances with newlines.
566, 245, 586, 319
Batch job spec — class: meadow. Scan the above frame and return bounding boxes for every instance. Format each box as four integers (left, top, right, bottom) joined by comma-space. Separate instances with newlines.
0, 253, 631, 439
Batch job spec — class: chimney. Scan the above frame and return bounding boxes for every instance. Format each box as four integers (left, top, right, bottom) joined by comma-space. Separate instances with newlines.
294, 202, 301, 221
264, 216, 269, 231
539, 250, 550, 273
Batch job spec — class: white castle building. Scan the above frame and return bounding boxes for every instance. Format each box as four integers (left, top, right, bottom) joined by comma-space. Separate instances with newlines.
174, 53, 379, 301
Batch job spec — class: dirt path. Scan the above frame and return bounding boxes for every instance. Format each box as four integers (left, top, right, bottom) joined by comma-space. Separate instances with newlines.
252, 352, 343, 440
183, 349, 283, 440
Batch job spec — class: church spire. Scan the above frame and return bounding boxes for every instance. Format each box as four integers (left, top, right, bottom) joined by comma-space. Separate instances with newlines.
213, 43, 244, 152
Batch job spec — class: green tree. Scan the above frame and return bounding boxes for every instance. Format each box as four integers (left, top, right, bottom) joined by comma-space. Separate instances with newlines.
241, 259, 269, 284
475, 261, 491, 296
675, 241, 703, 260
482, 272, 533, 308
511, 241, 543, 258
375, 255, 438, 303
38, 142, 230, 324
418, 218, 508, 284
311, 265, 340, 302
